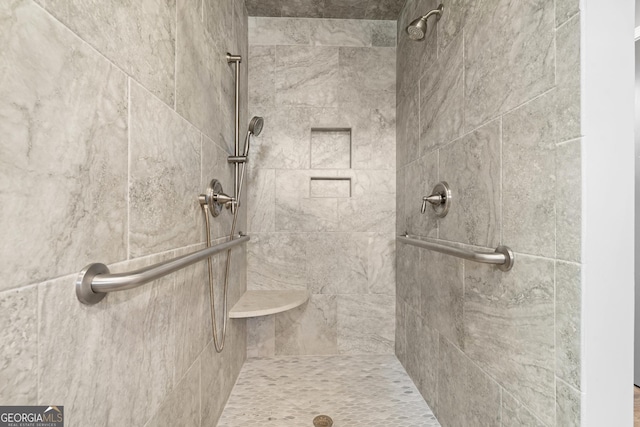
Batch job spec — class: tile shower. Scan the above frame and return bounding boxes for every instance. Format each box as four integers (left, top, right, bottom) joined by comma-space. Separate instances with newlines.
0, 1, 584, 427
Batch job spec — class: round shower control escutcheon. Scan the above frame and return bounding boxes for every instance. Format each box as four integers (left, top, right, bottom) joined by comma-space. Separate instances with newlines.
312, 415, 333, 427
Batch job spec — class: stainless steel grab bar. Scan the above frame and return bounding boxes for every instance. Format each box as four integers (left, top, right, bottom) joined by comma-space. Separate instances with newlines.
397, 234, 514, 271
76, 234, 250, 305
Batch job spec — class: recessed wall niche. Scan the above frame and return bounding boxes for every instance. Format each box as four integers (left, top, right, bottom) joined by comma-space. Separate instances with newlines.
310, 128, 352, 169
310, 177, 352, 198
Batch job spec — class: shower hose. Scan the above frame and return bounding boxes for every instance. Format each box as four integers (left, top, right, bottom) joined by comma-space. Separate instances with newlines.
201, 162, 247, 353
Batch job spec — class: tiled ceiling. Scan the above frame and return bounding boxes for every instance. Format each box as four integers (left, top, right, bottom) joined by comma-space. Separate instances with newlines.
245, 0, 406, 20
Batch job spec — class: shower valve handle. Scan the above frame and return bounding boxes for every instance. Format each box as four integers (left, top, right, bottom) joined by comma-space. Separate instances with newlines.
421, 194, 444, 213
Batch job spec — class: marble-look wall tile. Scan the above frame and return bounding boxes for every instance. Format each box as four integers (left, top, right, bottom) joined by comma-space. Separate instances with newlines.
350, 107, 396, 170
464, 254, 555, 425
419, 33, 464, 153
404, 310, 438, 406
275, 45, 339, 107
556, 379, 581, 427
338, 47, 396, 108
337, 294, 395, 354
310, 19, 372, 47
405, 153, 438, 238
396, 242, 423, 312
248, 17, 311, 45
395, 298, 408, 365
144, 358, 200, 427
556, 14, 581, 143
367, 233, 396, 295
275, 295, 338, 355
366, 0, 405, 21
0, 286, 37, 404
247, 168, 276, 232
201, 134, 235, 239
204, 0, 233, 52
248, 232, 307, 290
176, 0, 222, 142
397, 90, 419, 168
247, 316, 276, 358
464, 0, 555, 129
437, 0, 479, 54
281, 0, 323, 18
249, 45, 276, 108
310, 129, 351, 169
420, 250, 464, 349
501, 391, 547, 427
437, 336, 501, 427
37, 0, 175, 106
371, 20, 397, 47
503, 91, 556, 258
337, 196, 396, 233
556, 261, 581, 389
0, 0, 128, 291
129, 81, 202, 257
556, 139, 582, 262
439, 120, 501, 247
306, 233, 368, 294
556, 0, 580, 27
200, 340, 229, 425
323, 0, 368, 19
396, 169, 407, 234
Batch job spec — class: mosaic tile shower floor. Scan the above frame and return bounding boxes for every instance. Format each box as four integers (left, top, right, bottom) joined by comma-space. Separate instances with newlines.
217, 355, 441, 427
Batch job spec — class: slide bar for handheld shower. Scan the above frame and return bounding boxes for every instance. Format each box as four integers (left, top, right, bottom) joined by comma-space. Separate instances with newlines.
397, 234, 514, 271
76, 235, 250, 305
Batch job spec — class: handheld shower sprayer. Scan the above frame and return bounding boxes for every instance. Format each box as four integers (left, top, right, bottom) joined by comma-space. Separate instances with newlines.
242, 116, 264, 157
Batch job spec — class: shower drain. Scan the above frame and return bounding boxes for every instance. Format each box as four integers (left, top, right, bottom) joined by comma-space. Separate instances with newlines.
313, 415, 333, 427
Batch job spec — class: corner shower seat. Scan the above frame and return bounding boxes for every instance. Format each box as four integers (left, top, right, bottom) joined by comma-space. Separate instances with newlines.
229, 290, 310, 318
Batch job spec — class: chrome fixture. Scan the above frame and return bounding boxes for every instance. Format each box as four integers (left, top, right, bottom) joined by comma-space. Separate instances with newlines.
227, 52, 242, 212
398, 234, 515, 271
75, 235, 250, 305
407, 4, 443, 40
199, 179, 233, 217
422, 181, 451, 217
313, 415, 334, 427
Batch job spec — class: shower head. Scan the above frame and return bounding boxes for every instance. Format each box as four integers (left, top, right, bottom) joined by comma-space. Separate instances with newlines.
243, 116, 264, 156
248, 116, 264, 137
406, 4, 443, 41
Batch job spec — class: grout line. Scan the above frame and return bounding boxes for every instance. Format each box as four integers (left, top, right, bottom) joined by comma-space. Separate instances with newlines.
499, 116, 503, 245
127, 77, 132, 260
36, 284, 40, 405
556, 136, 582, 147
556, 10, 580, 31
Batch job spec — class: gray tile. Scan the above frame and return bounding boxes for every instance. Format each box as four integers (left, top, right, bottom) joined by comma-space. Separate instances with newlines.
204, 0, 234, 52
0, 1, 128, 291
337, 196, 396, 233
338, 47, 396, 108
281, 0, 323, 18
501, 391, 547, 427
38, 0, 175, 105
248, 232, 307, 290
200, 340, 231, 425
405, 153, 438, 239
439, 120, 501, 247
0, 286, 37, 404
437, 336, 500, 427
366, 0, 405, 20
420, 250, 464, 349
248, 45, 276, 108
396, 241, 423, 313
144, 358, 200, 427
310, 178, 351, 198
350, 107, 396, 170
503, 91, 556, 258
275, 294, 338, 355
556, 379, 581, 427
371, 20, 397, 47
201, 134, 235, 239
310, 129, 352, 169
337, 294, 395, 354
176, 0, 223, 142
275, 45, 339, 107
247, 168, 276, 232
395, 298, 408, 365
248, 17, 311, 45
464, 0, 555, 129
306, 233, 368, 295
556, 14, 581, 143
556, 139, 581, 262
419, 32, 464, 153
247, 316, 275, 358
129, 81, 202, 257
367, 233, 396, 295
396, 169, 407, 234
310, 19, 372, 47
556, 261, 581, 389
245, 0, 281, 17
405, 310, 439, 407
464, 254, 555, 426
324, 0, 368, 19
397, 90, 420, 168
437, 0, 480, 54
556, 0, 580, 27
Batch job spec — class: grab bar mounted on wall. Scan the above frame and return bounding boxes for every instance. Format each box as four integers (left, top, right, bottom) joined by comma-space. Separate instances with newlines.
397, 233, 514, 271
76, 234, 250, 305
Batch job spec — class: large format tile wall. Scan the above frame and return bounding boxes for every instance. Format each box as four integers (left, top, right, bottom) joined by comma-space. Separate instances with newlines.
245, 17, 398, 356
0, 1, 248, 425
395, 0, 582, 426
